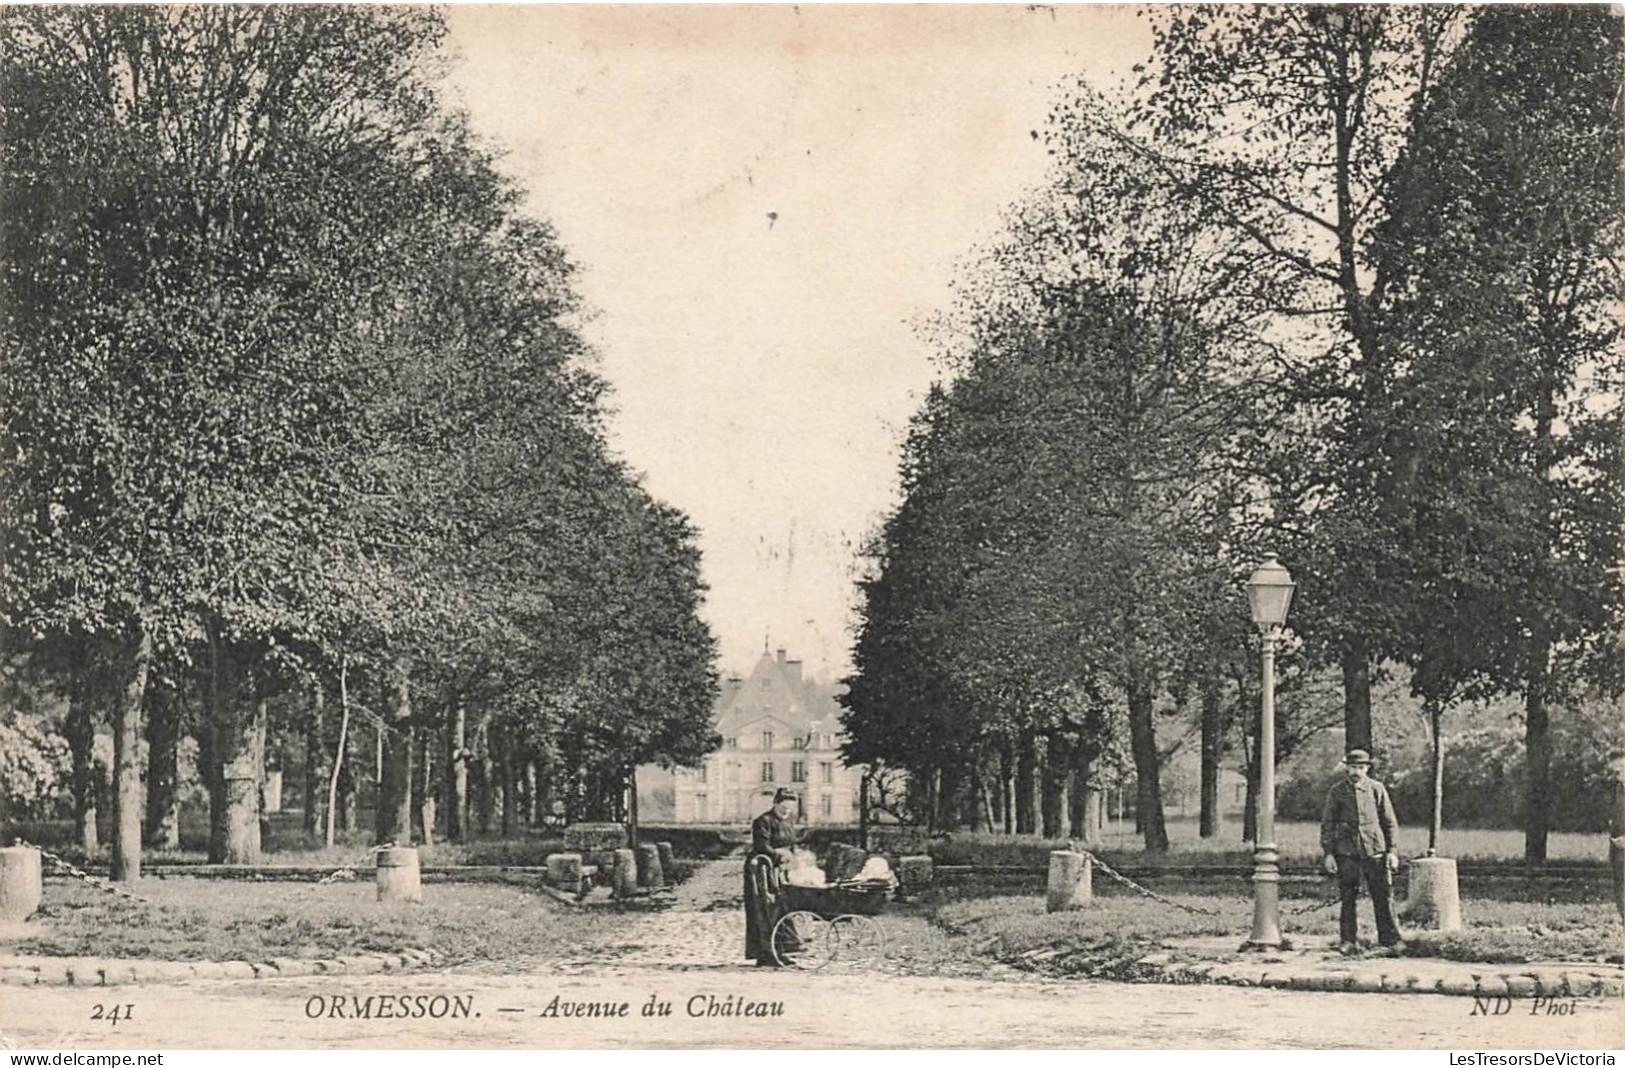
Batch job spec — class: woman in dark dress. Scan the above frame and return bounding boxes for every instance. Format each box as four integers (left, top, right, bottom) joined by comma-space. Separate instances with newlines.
744, 787, 799, 965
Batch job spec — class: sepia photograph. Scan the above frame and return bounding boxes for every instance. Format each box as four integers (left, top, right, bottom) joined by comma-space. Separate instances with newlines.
0, 2, 1621, 1054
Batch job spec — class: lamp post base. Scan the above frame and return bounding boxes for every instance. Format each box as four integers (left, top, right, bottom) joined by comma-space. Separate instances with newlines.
1246, 843, 1282, 949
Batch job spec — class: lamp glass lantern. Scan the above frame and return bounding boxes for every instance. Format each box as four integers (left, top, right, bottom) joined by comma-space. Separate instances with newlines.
1247, 554, 1295, 631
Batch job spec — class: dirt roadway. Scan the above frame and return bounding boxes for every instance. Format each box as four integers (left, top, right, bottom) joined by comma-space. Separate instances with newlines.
1, 860, 1619, 1050
2, 965, 1620, 1049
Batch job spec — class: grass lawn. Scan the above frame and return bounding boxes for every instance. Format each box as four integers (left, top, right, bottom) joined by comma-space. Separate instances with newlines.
14, 875, 622, 966
930, 819, 1612, 867
903, 884, 1623, 978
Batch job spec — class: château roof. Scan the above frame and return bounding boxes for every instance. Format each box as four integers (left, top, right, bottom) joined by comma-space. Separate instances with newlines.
715, 648, 843, 738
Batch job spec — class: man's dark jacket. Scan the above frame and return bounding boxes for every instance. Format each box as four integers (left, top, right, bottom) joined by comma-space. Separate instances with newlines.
1319, 775, 1399, 858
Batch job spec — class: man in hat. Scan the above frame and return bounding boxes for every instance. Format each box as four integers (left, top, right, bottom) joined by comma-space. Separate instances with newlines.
744, 788, 800, 965
1320, 748, 1403, 955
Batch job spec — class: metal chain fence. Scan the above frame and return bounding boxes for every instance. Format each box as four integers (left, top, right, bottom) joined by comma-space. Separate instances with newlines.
1283, 893, 1341, 915
1066, 842, 1343, 918
18, 840, 151, 905
15, 838, 402, 899
315, 841, 398, 885
1068, 844, 1223, 917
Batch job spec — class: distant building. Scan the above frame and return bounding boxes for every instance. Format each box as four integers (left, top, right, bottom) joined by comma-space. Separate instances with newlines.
637, 647, 863, 825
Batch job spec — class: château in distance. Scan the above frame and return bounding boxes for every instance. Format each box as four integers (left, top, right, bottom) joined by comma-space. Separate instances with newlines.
637, 647, 863, 824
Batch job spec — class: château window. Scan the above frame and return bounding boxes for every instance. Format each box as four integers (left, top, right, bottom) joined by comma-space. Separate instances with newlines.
819, 794, 832, 817
819, 762, 833, 785
761, 730, 774, 750
696, 764, 708, 783
761, 762, 775, 782
695, 793, 708, 819
724, 737, 737, 748
727, 762, 740, 783
791, 761, 807, 783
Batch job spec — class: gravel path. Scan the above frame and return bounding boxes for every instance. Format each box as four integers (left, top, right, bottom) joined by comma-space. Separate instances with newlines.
579, 856, 750, 969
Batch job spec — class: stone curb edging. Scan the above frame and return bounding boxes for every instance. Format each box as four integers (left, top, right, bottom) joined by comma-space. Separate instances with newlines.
0, 949, 443, 987
1137, 955, 1624, 999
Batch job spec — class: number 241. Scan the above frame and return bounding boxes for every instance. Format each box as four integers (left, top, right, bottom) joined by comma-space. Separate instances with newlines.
90, 1004, 134, 1025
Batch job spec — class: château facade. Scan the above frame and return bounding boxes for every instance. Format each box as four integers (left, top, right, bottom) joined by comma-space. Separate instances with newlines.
637, 647, 863, 825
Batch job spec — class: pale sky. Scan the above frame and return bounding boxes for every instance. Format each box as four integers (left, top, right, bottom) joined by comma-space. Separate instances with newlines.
442, 5, 1150, 680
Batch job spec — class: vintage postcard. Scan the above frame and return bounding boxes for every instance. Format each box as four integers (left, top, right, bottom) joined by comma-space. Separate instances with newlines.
0, 3, 1620, 1054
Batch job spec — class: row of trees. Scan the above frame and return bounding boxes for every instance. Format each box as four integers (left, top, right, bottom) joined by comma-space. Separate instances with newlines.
0, 8, 720, 879
842, 6, 1622, 859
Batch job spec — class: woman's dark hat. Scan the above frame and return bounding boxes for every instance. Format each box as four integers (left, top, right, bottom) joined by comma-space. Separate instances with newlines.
773, 787, 797, 804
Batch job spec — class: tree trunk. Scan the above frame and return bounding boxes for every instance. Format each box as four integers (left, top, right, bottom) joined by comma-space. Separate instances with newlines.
1341, 644, 1374, 754
1238, 697, 1259, 843
1040, 734, 1066, 839
110, 628, 152, 882
1523, 671, 1551, 866
475, 729, 493, 835
337, 768, 356, 834
497, 726, 515, 836
446, 704, 467, 843
962, 769, 985, 832
205, 629, 264, 865
303, 683, 324, 839
376, 661, 412, 845
627, 768, 640, 848
1127, 676, 1168, 852
1067, 762, 1086, 840
1199, 674, 1222, 838
1610, 744, 1625, 920
66, 670, 99, 853
521, 758, 537, 827
143, 684, 181, 850
1428, 699, 1445, 855
1242, 756, 1260, 844
1083, 786, 1103, 842
1014, 740, 1037, 835
935, 763, 958, 833
858, 770, 870, 849
997, 746, 1013, 833
325, 664, 351, 849
414, 724, 435, 846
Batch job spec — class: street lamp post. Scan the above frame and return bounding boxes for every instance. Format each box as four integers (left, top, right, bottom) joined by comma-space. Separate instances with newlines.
1245, 553, 1295, 949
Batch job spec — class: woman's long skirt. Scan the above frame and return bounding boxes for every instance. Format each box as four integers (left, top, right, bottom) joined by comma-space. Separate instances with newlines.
743, 855, 782, 962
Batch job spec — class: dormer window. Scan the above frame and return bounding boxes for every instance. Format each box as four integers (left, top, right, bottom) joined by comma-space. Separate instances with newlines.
761, 730, 774, 749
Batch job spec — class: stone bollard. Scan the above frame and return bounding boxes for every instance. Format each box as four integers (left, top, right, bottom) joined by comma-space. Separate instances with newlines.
1404, 855, 1462, 932
546, 852, 584, 889
825, 842, 868, 883
610, 848, 638, 898
897, 855, 933, 893
635, 843, 664, 890
0, 846, 43, 922
375, 846, 423, 905
655, 841, 676, 881
1045, 850, 1093, 913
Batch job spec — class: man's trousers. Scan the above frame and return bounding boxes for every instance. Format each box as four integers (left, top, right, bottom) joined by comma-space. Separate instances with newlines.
1336, 854, 1401, 946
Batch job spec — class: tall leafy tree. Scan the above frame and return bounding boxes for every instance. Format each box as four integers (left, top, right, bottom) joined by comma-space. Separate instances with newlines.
1371, 6, 1623, 862
1134, 6, 1463, 753
846, 97, 1269, 850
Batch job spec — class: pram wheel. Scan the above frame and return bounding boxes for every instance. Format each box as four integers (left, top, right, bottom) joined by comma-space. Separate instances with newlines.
770, 910, 832, 969
829, 914, 885, 966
